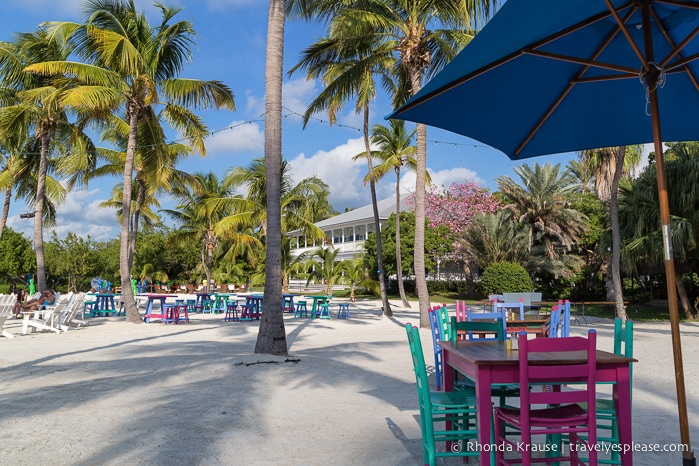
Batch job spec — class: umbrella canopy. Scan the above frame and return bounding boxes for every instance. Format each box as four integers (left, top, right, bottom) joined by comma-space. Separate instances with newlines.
392, 0, 699, 159
391, 1, 698, 463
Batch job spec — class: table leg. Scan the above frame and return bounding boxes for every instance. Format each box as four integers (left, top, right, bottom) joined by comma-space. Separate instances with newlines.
614, 366, 633, 465
475, 366, 493, 466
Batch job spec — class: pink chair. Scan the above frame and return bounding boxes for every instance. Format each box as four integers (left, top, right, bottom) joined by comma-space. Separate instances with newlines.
455, 300, 468, 322
494, 330, 598, 465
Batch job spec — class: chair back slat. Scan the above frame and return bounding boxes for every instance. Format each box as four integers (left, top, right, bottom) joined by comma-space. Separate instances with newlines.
519, 331, 597, 413
467, 307, 507, 337
451, 316, 504, 342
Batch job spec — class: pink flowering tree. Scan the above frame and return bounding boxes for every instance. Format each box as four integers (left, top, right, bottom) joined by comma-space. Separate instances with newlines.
411, 182, 501, 295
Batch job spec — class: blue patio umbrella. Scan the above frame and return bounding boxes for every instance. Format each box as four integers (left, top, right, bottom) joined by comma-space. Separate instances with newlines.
391, 1, 699, 463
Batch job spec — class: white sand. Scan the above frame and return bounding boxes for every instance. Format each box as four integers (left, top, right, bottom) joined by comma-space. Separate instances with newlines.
1, 298, 698, 465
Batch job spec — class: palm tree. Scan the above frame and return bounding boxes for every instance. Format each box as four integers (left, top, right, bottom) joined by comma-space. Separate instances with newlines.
289, 14, 396, 317
161, 172, 257, 294
342, 256, 379, 302
0, 28, 79, 292
29, 1, 235, 322
619, 143, 699, 319
255, 0, 286, 355
579, 146, 641, 320
460, 210, 529, 269
299, 247, 347, 296
293, 0, 500, 326
354, 120, 422, 308
496, 163, 587, 280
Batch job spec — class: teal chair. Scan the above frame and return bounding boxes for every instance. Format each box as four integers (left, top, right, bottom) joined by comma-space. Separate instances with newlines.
548, 318, 633, 465
450, 317, 520, 406
596, 318, 634, 464
405, 323, 479, 465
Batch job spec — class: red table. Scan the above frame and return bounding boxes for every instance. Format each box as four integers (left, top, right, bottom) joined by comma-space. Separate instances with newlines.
438, 339, 635, 465
140, 294, 177, 323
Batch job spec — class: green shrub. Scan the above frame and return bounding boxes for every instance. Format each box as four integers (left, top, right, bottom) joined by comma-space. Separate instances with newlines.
479, 262, 533, 294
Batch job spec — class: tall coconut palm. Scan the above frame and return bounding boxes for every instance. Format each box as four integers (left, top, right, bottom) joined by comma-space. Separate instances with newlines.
289, 15, 396, 317
579, 146, 641, 320
0, 28, 79, 292
255, 0, 286, 355
354, 120, 422, 308
293, 0, 500, 326
29, 0, 235, 322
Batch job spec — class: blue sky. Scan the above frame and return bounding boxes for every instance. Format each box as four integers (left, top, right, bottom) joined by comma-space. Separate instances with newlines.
0, 0, 582, 242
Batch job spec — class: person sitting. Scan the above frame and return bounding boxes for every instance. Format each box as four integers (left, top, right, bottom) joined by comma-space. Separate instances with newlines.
17, 289, 56, 316
12, 289, 27, 319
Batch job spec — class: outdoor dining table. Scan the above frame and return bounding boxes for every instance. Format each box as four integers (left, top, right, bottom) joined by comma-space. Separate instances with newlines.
282, 294, 296, 312
240, 294, 263, 320
304, 295, 332, 316
438, 339, 635, 466
195, 292, 212, 309
140, 293, 178, 323
91, 293, 118, 316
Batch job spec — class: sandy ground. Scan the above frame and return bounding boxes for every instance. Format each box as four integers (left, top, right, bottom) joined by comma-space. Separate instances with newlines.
1, 297, 698, 465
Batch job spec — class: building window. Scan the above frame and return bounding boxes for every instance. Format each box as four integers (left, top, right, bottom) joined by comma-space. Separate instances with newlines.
344, 227, 354, 242
333, 229, 342, 244
355, 225, 366, 241
367, 223, 375, 236
324, 231, 331, 246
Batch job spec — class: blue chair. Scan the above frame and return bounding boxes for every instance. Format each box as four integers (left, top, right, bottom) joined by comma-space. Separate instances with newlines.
428, 308, 445, 390
337, 303, 350, 319
548, 305, 562, 338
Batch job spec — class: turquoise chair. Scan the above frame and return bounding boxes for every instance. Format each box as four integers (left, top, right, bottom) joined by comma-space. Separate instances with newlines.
596, 318, 634, 464
405, 323, 479, 465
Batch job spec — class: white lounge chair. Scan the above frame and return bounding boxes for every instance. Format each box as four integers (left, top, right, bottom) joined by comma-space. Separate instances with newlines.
0, 294, 15, 338
60, 293, 88, 330
21, 300, 68, 335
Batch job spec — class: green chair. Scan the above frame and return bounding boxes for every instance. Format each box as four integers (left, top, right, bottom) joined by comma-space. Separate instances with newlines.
449, 317, 520, 405
449, 316, 505, 342
548, 318, 633, 465
405, 323, 479, 465
596, 318, 633, 465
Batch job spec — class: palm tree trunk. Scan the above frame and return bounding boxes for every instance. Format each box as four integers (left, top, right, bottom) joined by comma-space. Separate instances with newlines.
121, 108, 142, 323
395, 169, 410, 308
676, 274, 695, 319
0, 185, 11, 240
128, 176, 146, 269
610, 146, 627, 320
255, 0, 287, 356
363, 106, 392, 316
34, 130, 49, 292
410, 66, 430, 326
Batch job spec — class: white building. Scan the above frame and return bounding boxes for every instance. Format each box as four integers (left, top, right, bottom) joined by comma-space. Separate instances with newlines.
289, 194, 411, 262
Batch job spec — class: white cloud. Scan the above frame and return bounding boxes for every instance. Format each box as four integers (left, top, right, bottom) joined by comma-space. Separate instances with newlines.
287, 138, 373, 211
7, 188, 118, 243
205, 120, 264, 155
282, 78, 322, 123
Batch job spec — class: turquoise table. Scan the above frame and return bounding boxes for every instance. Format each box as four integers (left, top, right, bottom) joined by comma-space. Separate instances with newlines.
305, 295, 332, 317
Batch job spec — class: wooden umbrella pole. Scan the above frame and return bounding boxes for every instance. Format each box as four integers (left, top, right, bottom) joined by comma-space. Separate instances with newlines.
649, 70, 696, 465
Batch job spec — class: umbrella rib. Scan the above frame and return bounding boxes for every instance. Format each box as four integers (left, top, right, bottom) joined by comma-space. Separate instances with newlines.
522, 49, 637, 75
392, 9, 615, 116
605, 0, 650, 71
650, 7, 699, 94
515, 7, 638, 157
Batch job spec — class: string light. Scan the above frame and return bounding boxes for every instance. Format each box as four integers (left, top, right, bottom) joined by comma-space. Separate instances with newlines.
7, 108, 494, 157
